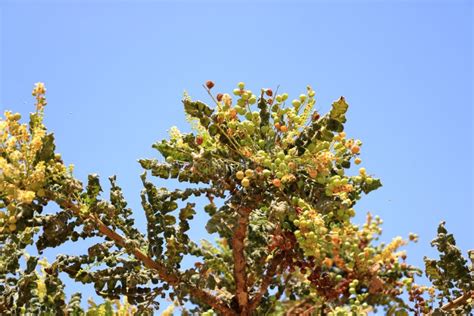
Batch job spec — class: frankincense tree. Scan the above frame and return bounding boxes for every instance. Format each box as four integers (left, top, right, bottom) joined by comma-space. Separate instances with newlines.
0, 82, 472, 315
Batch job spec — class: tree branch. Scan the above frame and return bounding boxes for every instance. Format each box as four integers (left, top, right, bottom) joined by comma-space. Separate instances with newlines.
232, 207, 251, 315
61, 200, 235, 316
440, 290, 474, 312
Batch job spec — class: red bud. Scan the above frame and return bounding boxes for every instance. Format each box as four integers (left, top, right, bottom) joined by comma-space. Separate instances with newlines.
205, 80, 215, 89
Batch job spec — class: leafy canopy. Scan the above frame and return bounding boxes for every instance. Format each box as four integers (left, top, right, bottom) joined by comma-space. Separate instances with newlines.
0, 82, 472, 315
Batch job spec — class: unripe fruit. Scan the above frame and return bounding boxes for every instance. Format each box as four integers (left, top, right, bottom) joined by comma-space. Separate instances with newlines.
238, 82, 245, 89
297, 199, 305, 208
272, 178, 282, 188
8, 216, 17, 224
281, 93, 289, 101
351, 145, 360, 154
233, 88, 242, 96
236, 106, 246, 115
262, 169, 271, 177
249, 96, 257, 104
241, 177, 250, 187
359, 167, 366, 176
299, 94, 306, 102
245, 169, 254, 178
308, 169, 318, 178
205, 80, 215, 89
292, 99, 301, 108
166, 156, 174, 163
236, 171, 245, 180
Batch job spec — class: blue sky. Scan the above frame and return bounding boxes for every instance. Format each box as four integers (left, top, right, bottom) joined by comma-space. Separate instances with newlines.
1, 0, 472, 314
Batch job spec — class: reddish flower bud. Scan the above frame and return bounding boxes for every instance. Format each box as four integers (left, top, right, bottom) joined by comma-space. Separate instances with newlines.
196, 136, 204, 145
205, 80, 215, 89
216, 93, 223, 102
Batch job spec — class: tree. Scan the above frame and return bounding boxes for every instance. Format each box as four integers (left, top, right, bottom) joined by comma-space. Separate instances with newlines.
0, 82, 472, 315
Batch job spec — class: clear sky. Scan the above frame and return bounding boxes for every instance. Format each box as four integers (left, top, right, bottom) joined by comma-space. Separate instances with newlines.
1, 0, 472, 314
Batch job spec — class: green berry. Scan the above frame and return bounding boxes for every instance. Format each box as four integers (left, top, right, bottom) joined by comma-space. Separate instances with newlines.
292, 99, 301, 108
236, 171, 245, 180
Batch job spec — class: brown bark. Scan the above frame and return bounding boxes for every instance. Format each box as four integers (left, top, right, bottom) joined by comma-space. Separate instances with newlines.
440, 290, 474, 312
232, 207, 251, 315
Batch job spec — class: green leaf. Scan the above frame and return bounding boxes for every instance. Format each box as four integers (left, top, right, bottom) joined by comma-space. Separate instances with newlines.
329, 96, 349, 123
35, 133, 56, 163
164, 215, 176, 226
326, 118, 344, 132
86, 174, 102, 201
361, 178, 382, 194
25, 256, 38, 274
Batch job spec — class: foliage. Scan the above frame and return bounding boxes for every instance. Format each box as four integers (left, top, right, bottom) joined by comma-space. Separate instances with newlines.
422, 222, 473, 315
0, 82, 472, 315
